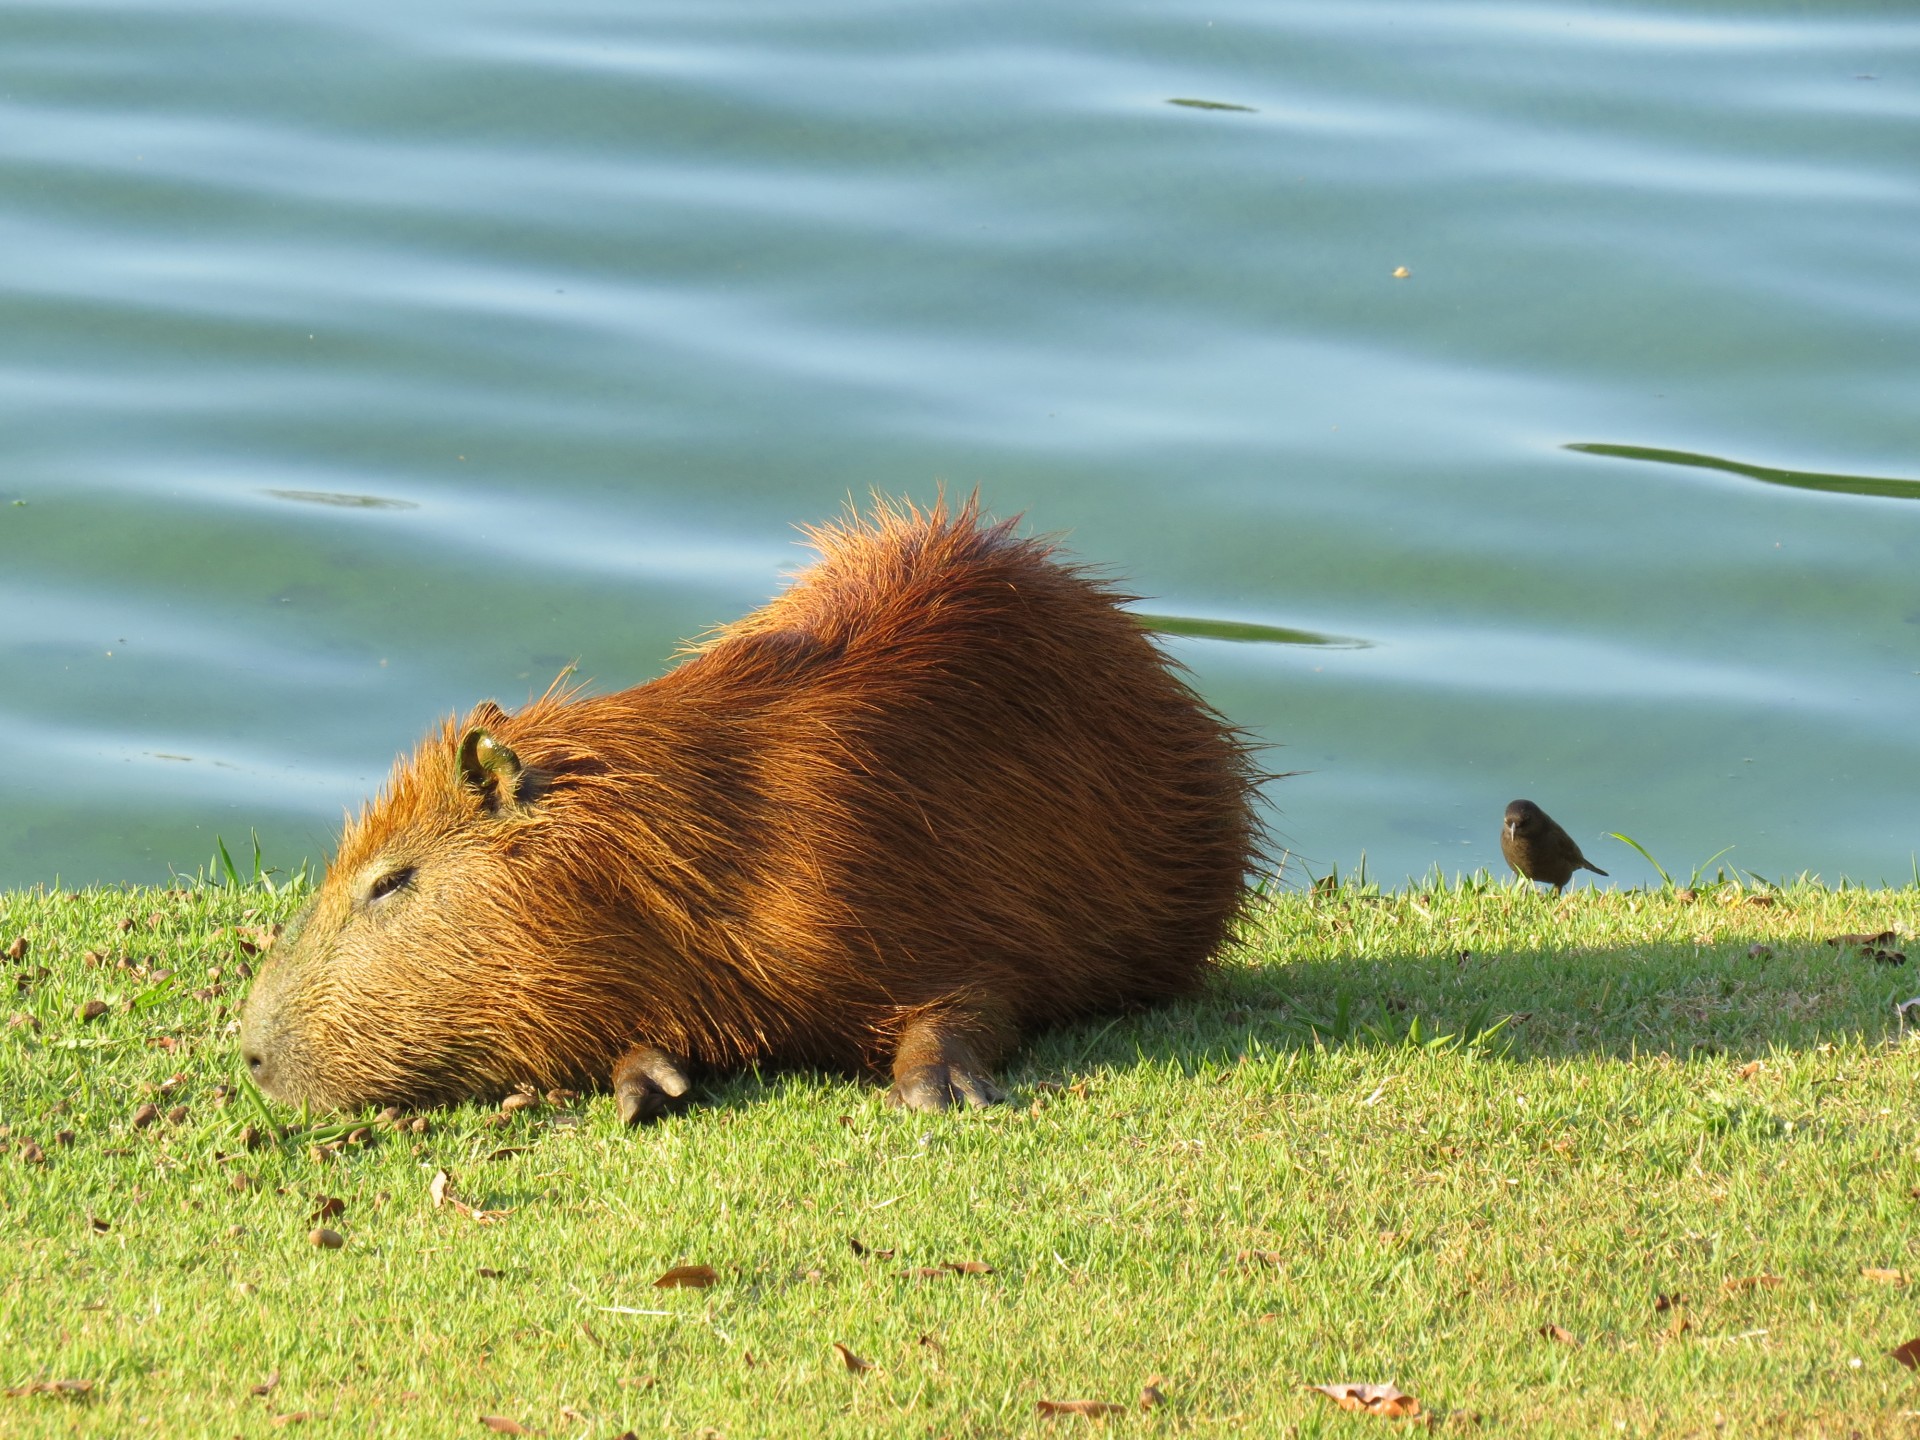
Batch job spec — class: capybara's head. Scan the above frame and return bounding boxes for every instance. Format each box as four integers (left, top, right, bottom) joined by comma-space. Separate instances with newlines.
239, 699, 645, 1111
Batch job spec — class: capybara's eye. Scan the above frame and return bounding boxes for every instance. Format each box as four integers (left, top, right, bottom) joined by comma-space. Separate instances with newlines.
367, 867, 415, 904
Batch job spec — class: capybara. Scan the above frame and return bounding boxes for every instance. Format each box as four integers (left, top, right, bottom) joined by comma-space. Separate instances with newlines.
239, 496, 1263, 1120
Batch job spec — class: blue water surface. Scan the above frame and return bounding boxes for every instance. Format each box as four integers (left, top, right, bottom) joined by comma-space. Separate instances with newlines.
1, 0, 1916, 889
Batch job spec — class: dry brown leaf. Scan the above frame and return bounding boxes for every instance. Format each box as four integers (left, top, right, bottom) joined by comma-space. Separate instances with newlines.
1539, 1323, 1581, 1348
1653, 1292, 1683, 1311
1745, 894, 1775, 908
848, 1236, 894, 1259
3, 1379, 94, 1397
500, 1093, 539, 1114
1037, 1399, 1126, 1417
1862, 1267, 1907, 1285
1892, 1337, 1920, 1370
87, 1215, 110, 1234
1236, 1249, 1285, 1267
831, 1342, 875, 1374
1735, 1061, 1763, 1080
79, 1000, 109, 1022
1722, 1274, 1782, 1293
428, 1170, 453, 1208
1306, 1384, 1422, 1419
942, 1260, 994, 1275
270, 1414, 312, 1427
480, 1417, 529, 1434
250, 1371, 280, 1397
917, 1333, 944, 1355
557, 1406, 588, 1423
1666, 1310, 1692, 1338
653, 1264, 718, 1289
310, 1196, 346, 1222
308, 1228, 344, 1250
1139, 1377, 1165, 1411
4, 937, 25, 961
1828, 930, 1897, 947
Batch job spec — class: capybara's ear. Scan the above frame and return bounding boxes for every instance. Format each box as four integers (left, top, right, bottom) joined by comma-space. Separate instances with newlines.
457, 725, 525, 812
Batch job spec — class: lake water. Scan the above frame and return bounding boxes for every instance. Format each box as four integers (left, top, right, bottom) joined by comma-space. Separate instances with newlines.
3, 1, 1916, 892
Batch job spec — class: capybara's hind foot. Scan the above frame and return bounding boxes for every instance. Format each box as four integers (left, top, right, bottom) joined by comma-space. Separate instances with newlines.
887, 1013, 1009, 1112
889, 1063, 1006, 1111
612, 1043, 693, 1126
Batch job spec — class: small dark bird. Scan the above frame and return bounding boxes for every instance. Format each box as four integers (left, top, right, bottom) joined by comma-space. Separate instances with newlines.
1501, 799, 1608, 893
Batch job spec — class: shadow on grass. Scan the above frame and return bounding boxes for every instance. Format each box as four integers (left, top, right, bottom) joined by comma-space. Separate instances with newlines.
680, 929, 1914, 1118
1012, 941, 1914, 1085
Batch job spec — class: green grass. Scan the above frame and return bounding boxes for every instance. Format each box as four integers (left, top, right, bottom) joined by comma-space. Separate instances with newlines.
3, 875, 1919, 1437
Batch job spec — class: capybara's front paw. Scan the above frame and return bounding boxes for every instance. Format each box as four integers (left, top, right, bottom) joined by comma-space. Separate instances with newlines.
887, 1063, 1007, 1112
612, 1043, 693, 1126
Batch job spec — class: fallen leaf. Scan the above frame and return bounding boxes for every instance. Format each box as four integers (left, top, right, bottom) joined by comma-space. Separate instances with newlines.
480, 1418, 529, 1435
499, 1093, 539, 1114
270, 1414, 312, 1427
558, 1406, 588, 1423
1037, 1399, 1126, 1417
1735, 1061, 1763, 1080
310, 1197, 346, 1222
653, 1264, 717, 1289
1722, 1274, 1782, 1293
3, 1379, 94, 1397
131, 1103, 159, 1129
79, 1000, 109, 1023
429, 1171, 453, 1208
1139, 1377, 1165, 1411
1862, 1268, 1907, 1285
4, 937, 25, 961
87, 1215, 110, 1234
1675, 888, 1697, 903
831, 1342, 875, 1374
917, 1333, 944, 1355
1654, 1292, 1683, 1311
1539, 1323, 1581, 1348
308, 1228, 344, 1250
1745, 894, 1775, 908
1892, 1337, 1920, 1369
1746, 944, 1772, 959
251, 1372, 281, 1397
848, 1236, 894, 1259
1307, 1383, 1422, 1419
942, 1260, 994, 1275
1236, 1249, 1285, 1267
477, 1267, 506, 1279
1828, 930, 1897, 947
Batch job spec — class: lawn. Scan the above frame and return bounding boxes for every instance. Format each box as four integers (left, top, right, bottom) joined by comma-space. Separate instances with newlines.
3, 873, 1918, 1437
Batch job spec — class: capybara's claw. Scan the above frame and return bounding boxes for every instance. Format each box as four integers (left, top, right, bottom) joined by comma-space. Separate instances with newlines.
887, 1064, 1007, 1112
612, 1043, 692, 1127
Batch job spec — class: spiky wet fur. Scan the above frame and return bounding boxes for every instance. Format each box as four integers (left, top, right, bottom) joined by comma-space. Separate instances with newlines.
239, 497, 1264, 1111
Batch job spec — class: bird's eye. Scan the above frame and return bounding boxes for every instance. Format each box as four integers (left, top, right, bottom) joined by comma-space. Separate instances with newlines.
367, 867, 415, 903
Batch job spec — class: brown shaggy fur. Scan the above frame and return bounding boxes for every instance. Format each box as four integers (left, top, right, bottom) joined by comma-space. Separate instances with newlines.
239, 497, 1263, 1114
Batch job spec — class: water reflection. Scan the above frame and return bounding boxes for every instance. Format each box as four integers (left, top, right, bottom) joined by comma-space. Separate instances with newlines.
1568, 444, 1920, 503
264, 489, 420, 510
1133, 613, 1370, 649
